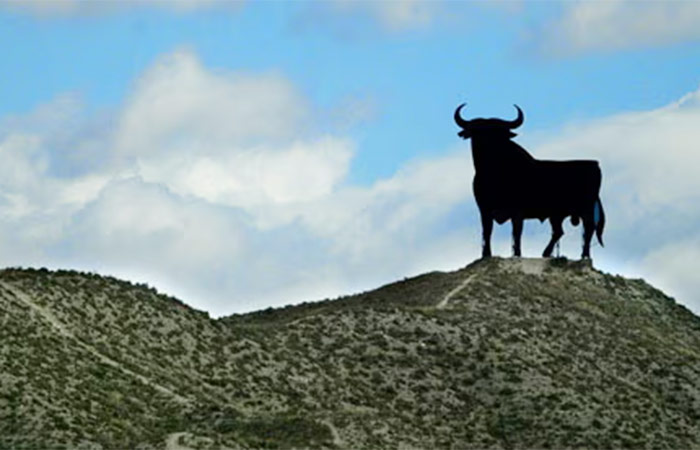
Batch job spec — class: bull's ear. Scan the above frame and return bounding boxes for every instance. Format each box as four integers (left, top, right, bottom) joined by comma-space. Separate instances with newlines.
458, 130, 471, 140
509, 131, 518, 138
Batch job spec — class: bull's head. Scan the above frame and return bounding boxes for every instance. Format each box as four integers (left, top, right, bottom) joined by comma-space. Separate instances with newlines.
454, 104, 524, 140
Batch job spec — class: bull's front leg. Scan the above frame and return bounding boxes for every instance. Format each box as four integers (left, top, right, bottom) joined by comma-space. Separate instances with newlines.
480, 212, 493, 258
511, 217, 523, 257
510, 217, 523, 257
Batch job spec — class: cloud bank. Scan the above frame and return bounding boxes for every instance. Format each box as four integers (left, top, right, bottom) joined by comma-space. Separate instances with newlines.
1, 49, 699, 316
0, 50, 475, 315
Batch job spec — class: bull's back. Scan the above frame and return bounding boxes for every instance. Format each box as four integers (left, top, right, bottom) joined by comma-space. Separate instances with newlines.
534, 159, 601, 191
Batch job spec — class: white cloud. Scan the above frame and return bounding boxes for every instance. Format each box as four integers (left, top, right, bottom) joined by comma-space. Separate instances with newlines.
115, 51, 310, 157
3, 46, 700, 317
294, 150, 473, 260
56, 149, 474, 315
0, 120, 113, 265
115, 50, 352, 210
137, 138, 353, 209
0, 129, 110, 219
64, 177, 249, 269
0, 49, 476, 315
639, 234, 700, 313
542, 0, 700, 54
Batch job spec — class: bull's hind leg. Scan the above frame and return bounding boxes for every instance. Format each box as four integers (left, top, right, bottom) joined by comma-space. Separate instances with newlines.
582, 216, 595, 259
512, 217, 523, 257
480, 212, 493, 258
543, 216, 564, 257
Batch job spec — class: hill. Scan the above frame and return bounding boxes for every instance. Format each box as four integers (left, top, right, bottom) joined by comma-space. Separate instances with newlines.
1, 258, 699, 448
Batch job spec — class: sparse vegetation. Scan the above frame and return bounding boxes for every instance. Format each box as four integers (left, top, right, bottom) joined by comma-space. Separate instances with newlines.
1, 258, 700, 448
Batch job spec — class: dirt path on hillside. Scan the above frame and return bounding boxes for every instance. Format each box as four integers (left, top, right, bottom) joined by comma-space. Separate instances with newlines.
437, 274, 476, 309
0, 281, 189, 404
164, 432, 193, 450
320, 419, 345, 447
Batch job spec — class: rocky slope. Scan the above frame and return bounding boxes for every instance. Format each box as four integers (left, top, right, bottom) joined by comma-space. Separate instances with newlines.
1, 258, 699, 449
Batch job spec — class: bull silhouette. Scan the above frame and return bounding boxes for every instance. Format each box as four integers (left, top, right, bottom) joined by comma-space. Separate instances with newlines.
454, 103, 605, 259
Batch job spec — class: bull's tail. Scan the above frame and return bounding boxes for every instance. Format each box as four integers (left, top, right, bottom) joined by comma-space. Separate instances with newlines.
594, 197, 605, 247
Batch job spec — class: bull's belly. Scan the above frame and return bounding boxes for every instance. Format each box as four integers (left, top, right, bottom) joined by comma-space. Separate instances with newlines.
475, 179, 596, 224
490, 206, 574, 224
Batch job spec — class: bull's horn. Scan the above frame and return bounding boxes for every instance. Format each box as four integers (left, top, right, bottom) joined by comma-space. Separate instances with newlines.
506, 104, 524, 129
454, 103, 470, 129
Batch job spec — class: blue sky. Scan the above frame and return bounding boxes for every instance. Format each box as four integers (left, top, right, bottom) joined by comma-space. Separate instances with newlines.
4, 2, 700, 182
1, 0, 700, 316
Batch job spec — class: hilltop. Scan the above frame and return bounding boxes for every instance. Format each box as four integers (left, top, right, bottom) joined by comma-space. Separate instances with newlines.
1, 258, 699, 448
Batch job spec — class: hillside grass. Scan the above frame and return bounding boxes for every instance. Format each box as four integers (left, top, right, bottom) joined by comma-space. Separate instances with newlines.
0, 258, 699, 448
